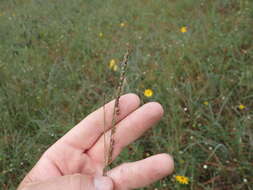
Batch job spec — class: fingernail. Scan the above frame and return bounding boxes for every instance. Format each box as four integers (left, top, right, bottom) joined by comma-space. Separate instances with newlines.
94, 176, 113, 190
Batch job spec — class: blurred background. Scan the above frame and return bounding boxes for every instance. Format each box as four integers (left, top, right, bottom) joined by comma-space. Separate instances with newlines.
0, 0, 252, 189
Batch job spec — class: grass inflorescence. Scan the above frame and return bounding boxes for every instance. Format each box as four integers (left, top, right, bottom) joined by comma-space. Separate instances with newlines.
103, 48, 130, 175
0, 0, 252, 189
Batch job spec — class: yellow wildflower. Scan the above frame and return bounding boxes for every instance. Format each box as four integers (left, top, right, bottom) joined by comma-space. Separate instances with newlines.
99, 32, 103, 37
203, 101, 209, 106
112, 65, 118, 71
144, 89, 153, 97
120, 22, 125, 27
175, 175, 189, 185
180, 26, 187, 33
109, 59, 116, 67
239, 104, 246, 110
109, 59, 118, 71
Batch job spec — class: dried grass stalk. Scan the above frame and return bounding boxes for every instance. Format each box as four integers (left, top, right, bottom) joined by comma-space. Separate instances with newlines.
103, 48, 130, 175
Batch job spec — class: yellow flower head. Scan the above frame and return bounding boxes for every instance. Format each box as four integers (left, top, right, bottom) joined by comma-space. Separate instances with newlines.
144, 89, 153, 97
175, 175, 189, 185
109, 59, 118, 71
120, 22, 125, 27
203, 101, 209, 106
112, 65, 118, 71
239, 104, 246, 110
99, 32, 103, 37
180, 26, 187, 33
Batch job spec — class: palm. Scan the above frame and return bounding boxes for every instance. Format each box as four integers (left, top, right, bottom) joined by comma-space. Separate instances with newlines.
19, 94, 174, 189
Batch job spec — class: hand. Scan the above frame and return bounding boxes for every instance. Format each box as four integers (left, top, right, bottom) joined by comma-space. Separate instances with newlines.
18, 94, 174, 190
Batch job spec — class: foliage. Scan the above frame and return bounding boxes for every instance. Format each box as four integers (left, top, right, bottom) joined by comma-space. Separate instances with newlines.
0, 0, 252, 189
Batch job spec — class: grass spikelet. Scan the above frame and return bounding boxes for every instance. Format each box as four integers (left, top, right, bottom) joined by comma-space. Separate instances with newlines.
103, 48, 131, 175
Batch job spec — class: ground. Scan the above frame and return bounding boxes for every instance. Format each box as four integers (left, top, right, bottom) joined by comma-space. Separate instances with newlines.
0, 0, 252, 189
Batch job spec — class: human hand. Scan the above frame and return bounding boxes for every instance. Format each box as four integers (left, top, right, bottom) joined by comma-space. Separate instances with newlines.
18, 94, 174, 190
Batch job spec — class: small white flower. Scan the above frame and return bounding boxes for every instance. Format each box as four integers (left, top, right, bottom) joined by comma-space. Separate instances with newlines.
243, 178, 248, 183
203, 165, 208, 169
145, 152, 150, 157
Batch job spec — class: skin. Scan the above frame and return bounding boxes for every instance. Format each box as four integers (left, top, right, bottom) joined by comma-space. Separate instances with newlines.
18, 93, 174, 190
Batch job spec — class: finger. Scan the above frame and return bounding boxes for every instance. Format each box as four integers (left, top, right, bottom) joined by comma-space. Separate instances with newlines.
88, 102, 164, 164
52, 93, 140, 152
107, 154, 174, 190
18, 174, 113, 190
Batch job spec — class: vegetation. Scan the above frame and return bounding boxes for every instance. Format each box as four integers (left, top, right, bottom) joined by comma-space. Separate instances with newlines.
0, 0, 252, 189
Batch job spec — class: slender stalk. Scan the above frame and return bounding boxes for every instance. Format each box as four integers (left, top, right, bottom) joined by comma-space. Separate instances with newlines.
103, 95, 107, 176
103, 48, 130, 175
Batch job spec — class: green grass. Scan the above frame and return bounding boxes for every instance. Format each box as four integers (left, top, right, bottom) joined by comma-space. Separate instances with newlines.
0, 0, 252, 189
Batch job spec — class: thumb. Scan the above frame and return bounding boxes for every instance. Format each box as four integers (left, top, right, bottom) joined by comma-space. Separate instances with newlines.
20, 174, 114, 190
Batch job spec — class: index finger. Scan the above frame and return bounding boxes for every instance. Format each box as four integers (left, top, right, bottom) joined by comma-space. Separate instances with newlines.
51, 93, 140, 152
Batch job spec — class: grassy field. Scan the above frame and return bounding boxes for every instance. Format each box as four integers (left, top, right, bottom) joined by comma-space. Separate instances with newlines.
0, 0, 252, 189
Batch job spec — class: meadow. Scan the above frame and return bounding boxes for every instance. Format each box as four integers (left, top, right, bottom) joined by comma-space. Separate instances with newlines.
0, 0, 252, 189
